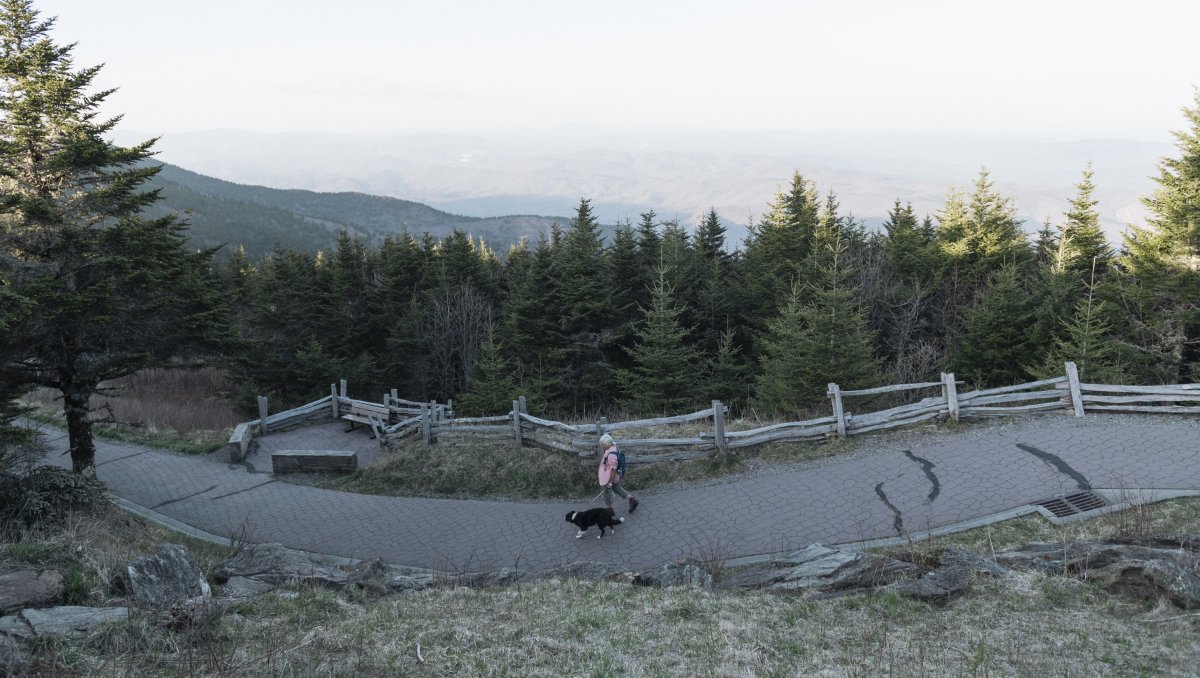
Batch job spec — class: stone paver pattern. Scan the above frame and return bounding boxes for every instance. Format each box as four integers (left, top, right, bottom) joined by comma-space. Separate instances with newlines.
35, 415, 1200, 573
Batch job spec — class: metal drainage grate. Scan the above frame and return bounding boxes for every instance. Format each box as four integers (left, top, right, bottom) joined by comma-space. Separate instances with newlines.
1036, 491, 1108, 518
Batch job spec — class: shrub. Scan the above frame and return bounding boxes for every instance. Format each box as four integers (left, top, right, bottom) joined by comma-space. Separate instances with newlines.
0, 466, 108, 536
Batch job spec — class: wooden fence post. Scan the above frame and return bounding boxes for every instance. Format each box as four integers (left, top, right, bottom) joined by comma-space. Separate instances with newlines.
1065, 361, 1085, 417
828, 383, 846, 438
518, 395, 527, 415
446, 399, 454, 418
421, 404, 431, 449
330, 384, 339, 418
257, 396, 269, 434
941, 372, 959, 423
712, 400, 728, 455
339, 379, 347, 399
597, 416, 608, 451
512, 400, 524, 449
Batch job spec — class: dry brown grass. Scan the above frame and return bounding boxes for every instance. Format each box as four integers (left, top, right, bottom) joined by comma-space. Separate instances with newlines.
23, 367, 241, 432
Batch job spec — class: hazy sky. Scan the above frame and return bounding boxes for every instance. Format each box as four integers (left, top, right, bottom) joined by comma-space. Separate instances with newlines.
36, 0, 1200, 141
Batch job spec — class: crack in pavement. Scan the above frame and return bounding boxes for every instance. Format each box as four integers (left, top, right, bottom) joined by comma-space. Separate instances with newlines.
903, 450, 940, 502
209, 480, 276, 500
875, 482, 905, 536
98, 451, 147, 467
153, 484, 219, 509
1016, 443, 1091, 490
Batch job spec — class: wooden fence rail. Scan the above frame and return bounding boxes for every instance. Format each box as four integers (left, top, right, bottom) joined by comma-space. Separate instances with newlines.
234, 364, 1198, 466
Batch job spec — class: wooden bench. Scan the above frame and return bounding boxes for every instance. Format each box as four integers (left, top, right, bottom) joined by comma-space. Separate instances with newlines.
271, 449, 358, 474
340, 401, 389, 439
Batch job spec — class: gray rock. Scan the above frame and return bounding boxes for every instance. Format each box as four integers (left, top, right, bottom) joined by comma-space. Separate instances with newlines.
0, 614, 32, 642
0, 606, 126, 639
1083, 558, 1200, 609
997, 538, 1200, 608
0, 632, 25, 676
632, 559, 714, 589
214, 544, 349, 590
125, 544, 211, 609
937, 548, 1010, 579
0, 570, 64, 614
220, 577, 277, 598
819, 553, 920, 593
535, 561, 623, 581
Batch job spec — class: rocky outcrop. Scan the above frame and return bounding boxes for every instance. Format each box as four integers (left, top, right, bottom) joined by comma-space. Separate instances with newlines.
0, 570, 64, 615
996, 539, 1200, 608
124, 544, 212, 609
0, 606, 127, 641
214, 543, 351, 590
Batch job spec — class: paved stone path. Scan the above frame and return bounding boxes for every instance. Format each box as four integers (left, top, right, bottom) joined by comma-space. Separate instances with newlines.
36, 417, 1200, 573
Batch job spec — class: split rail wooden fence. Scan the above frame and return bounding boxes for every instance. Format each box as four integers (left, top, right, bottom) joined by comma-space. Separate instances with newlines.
230, 363, 1200, 464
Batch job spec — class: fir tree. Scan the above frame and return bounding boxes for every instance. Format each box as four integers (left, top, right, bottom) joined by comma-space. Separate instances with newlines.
753, 235, 879, 416
952, 265, 1037, 387
616, 268, 702, 415
1120, 90, 1200, 380
1058, 165, 1112, 281
553, 198, 614, 411
936, 169, 1032, 286
0, 1, 222, 473
455, 328, 523, 416
1030, 281, 1130, 384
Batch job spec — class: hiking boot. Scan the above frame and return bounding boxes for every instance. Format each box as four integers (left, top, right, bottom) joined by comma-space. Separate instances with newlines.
628, 497, 639, 514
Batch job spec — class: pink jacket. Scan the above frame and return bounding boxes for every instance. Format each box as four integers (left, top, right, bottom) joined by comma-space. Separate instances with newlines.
597, 446, 619, 486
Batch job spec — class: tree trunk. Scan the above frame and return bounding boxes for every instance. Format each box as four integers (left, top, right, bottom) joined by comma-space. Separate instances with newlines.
63, 387, 96, 475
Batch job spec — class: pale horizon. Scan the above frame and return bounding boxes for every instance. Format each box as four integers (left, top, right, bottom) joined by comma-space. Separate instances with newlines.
36, 0, 1200, 144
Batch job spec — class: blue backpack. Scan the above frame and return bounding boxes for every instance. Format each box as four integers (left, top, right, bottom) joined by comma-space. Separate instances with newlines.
615, 446, 627, 478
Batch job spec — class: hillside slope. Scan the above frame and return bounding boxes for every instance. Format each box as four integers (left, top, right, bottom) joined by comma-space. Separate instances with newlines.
148, 163, 568, 259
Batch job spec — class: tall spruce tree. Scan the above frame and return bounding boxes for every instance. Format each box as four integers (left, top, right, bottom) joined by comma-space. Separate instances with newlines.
1120, 90, 1200, 381
0, 1, 221, 473
1059, 165, 1113, 281
952, 264, 1036, 387
753, 235, 879, 416
616, 267, 702, 415
936, 169, 1031, 288
553, 199, 614, 411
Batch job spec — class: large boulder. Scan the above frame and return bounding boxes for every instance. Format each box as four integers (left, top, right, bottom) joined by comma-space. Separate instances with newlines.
0, 570, 64, 614
124, 544, 211, 609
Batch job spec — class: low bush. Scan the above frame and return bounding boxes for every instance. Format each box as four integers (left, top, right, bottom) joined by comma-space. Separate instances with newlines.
0, 466, 108, 536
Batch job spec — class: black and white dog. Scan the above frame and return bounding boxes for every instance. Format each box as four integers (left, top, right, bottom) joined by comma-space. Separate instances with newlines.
565, 507, 625, 539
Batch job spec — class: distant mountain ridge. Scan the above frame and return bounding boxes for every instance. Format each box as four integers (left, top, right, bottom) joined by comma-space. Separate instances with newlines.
129, 128, 1174, 247
147, 162, 570, 259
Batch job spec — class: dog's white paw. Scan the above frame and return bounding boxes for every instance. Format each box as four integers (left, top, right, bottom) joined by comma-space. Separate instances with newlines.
618, 517, 625, 523
597, 534, 603, 539
575, 531, 584, 539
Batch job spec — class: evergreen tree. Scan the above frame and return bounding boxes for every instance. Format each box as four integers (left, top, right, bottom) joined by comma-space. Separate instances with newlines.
616, 268, 702, 415
704, 327, 751, 411
1120, 90, 1200, 381
1030, 282, 1131, 384
694, 209, 735, 355
455, 328, 522, 416
753, 235, 879, 416
1059, 165, 1113, 281
0, 1, 222, 473
554, 199, 615, 412
936, 169, 1032, 286
952, 264, 1037, 387
737, 172, 821, 351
